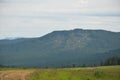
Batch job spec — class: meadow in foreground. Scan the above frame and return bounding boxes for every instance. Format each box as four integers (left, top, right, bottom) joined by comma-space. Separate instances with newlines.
29, 66, 120, 80
0, 66, 120, 80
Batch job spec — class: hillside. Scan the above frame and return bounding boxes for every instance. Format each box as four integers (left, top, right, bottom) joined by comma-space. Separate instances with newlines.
0, 29, 120, 67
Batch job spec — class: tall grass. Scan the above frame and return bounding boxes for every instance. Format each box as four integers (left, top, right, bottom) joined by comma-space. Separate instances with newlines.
29, 66, 120, 80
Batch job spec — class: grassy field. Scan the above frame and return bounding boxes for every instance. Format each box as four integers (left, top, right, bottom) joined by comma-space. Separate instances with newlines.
29, 66, 120, 80
0, 66, 120, 80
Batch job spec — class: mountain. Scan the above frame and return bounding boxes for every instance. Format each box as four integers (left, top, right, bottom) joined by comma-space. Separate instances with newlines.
0, 29, 120, 67
0, 38, 30, 44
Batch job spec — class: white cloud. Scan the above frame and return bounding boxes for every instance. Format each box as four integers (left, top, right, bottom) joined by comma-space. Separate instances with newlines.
0, 0, 120, 39
1, 0, 120, 15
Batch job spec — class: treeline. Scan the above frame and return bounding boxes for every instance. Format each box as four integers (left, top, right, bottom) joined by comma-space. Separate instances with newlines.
101, 56, 120, 66
0, 64, 17, 68
0, 56, 120, 68
34, 56, 119, 68
59, 56, 120, 68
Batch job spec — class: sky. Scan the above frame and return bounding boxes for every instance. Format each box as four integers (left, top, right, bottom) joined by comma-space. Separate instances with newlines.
0, 0, 120, 39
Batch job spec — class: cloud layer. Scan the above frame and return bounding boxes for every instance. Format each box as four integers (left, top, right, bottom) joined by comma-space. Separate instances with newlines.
0, 0, 120, 39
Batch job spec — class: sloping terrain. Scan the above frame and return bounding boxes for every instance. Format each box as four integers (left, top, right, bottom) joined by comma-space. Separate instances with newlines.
0, 29, 120, 67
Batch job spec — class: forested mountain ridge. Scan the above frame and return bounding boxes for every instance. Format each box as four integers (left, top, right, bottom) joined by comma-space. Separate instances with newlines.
0, 29, 120, 67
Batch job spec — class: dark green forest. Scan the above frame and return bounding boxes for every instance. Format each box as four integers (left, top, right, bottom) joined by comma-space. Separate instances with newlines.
0, 29, 120, 68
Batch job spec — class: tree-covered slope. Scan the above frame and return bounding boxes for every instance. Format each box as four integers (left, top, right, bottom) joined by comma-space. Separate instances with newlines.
0, 29, 120, 67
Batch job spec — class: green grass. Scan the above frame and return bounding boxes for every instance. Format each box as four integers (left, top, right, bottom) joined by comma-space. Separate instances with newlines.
29, 66, 120, 80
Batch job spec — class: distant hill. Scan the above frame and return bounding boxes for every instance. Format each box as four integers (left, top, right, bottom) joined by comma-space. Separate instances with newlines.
0, 29, 120, 67
0, 38, 30, 44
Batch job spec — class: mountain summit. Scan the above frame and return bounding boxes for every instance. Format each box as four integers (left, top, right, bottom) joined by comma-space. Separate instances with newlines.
0, 29, 120, 67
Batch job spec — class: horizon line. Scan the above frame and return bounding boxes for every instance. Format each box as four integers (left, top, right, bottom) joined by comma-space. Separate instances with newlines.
0, 28, 119, 40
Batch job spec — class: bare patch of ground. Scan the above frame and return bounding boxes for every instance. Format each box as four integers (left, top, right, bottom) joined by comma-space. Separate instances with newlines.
0, 70, 34, 80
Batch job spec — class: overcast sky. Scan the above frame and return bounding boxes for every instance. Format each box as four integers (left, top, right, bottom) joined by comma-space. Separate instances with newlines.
0, 0, 120, 39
